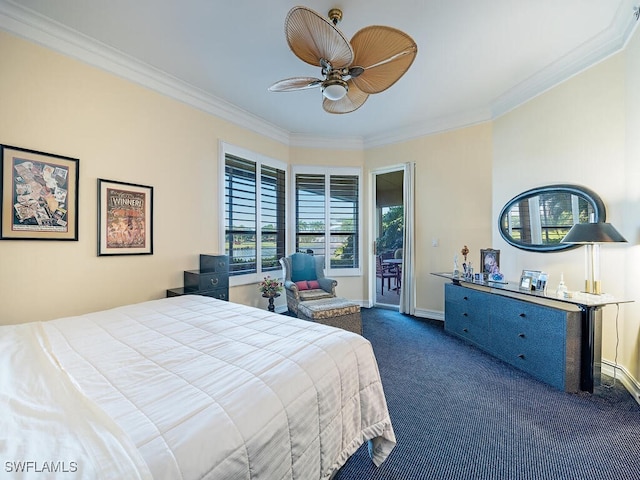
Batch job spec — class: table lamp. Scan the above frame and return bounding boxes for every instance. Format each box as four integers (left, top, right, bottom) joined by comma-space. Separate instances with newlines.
561, 222, 627, 294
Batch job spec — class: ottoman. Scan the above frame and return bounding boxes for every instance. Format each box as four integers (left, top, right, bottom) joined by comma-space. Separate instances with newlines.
297, 297, 362, 335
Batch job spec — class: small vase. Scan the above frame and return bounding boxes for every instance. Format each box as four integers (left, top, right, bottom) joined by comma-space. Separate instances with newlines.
556, 274, 568, 299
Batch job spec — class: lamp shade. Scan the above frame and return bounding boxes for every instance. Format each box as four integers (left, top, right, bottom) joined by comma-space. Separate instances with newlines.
561, 222, 627, 244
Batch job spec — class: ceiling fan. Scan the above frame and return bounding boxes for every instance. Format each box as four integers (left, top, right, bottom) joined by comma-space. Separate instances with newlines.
268, 6, 418, 114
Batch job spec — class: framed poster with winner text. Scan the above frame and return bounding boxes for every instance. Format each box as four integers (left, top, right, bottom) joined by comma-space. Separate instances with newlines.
98, 178, 153, 256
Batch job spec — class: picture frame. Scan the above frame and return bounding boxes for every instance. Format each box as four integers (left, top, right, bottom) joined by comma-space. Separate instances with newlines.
98, 178, 153, 256
519, 274, 532, 290
536, 272, 548, 292
480, 248, 500, 276
521, 269, 545, 291
1, 144, 79, 240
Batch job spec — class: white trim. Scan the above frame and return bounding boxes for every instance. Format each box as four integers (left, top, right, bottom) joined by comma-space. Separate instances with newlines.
1, 0, 637, 149
414, 308, 445, 322
290, 165, 363, 277
0, 0, 290, 144
220, 141, 287, 172
602, 360, 640, 406
289, 134, 364, 151
220, 142, 288, 287
491, 0, 640, 120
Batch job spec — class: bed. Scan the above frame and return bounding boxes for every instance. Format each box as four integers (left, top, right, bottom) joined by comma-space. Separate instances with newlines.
1, 295, 395, 479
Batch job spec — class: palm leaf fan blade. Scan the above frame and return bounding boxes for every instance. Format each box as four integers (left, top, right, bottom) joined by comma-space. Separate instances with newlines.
350, 26, 417, 94
285, 6, 353, 68
269, 77, 322, 92
323, 80, 368, 114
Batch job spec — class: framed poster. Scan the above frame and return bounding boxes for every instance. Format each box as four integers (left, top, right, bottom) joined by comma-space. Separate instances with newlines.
97, 178, 153, 256
1, 144, 79, 240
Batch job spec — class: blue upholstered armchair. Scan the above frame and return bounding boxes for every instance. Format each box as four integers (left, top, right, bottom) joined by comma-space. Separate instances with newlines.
280, 253, 337, 314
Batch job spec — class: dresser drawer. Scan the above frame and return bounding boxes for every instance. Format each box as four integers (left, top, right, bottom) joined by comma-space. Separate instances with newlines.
198, 288, 229, 301
184, 270, 229, 292
445, 303, 489, 347
490, 294, 575, 389
165, 287, 228, 301
445, 284, 490, 347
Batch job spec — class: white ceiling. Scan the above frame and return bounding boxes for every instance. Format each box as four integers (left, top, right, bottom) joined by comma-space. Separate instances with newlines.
1, 0, 638, 147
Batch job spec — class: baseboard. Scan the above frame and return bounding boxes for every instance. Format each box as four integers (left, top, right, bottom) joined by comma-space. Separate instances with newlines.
602, 360, 640, 406
275, 305, 289, 314
414, 308, 444, 322
410, 310, 640, 405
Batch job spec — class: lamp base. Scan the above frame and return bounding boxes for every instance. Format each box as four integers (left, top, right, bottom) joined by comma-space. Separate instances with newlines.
584, 280, 602, 295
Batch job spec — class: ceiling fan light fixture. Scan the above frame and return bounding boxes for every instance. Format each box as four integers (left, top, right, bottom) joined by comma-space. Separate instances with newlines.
322, 79, 348, 100
271, 6, 417, 113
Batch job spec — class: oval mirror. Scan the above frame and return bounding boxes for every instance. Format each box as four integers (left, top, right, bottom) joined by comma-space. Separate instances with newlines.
499, 184, 606, 252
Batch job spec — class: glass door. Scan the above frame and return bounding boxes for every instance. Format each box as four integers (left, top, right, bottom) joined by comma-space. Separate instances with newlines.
373, 169, 404, 307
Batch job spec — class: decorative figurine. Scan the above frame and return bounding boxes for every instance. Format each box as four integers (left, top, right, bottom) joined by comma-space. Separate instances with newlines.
461, 245, 469, 277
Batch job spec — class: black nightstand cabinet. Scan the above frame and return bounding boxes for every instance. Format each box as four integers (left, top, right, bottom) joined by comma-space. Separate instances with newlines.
167, 254, 229, 301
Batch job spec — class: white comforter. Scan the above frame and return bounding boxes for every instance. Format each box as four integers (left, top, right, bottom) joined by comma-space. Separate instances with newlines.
1, 296, 395, 479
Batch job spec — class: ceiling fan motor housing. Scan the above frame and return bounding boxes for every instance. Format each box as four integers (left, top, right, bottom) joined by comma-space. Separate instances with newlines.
322, 72, 348, 100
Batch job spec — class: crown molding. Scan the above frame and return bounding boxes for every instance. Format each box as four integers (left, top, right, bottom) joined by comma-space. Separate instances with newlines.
289, 133, 364, 150
491, 0, 640, 119
0, 0, 291, 145
1, 0, 639, 150
364, 107, 492, 149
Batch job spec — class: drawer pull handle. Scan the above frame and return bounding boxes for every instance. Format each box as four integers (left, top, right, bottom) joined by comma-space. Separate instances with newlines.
463, 296, 469, 301
518, 354, 525, 359
462, 328, 468, 333
463, 312, 468, 317
519, 313, 526, 317
210, 278, 219, 286
518, 333, 525, 338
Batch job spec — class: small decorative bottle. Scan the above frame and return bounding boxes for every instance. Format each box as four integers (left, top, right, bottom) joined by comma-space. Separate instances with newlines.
556, 273, 568, 299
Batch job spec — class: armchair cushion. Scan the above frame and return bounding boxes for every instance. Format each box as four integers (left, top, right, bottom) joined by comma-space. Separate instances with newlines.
290, 253, 317, 282
295, 280, 310, 291
308, 280, 320, 289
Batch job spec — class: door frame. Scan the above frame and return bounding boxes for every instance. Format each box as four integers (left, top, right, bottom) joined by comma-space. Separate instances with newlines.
370, 165, 410, 308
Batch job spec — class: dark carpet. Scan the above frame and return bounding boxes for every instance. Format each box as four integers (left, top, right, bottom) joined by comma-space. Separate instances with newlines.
333, 308, 640, 480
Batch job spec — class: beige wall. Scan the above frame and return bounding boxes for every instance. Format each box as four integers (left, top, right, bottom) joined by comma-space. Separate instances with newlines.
1, 26, 639, 388
493, 49, 639, 383
0, 32, 288, 323
365, 124, 493, 315
623, 27, 640, 382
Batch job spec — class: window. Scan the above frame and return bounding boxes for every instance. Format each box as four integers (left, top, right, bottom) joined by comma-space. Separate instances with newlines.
222, 144, 286, 279
294, 167, 360, 274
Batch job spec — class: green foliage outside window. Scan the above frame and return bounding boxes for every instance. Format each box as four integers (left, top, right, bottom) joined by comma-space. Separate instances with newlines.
377, 206, 403, 254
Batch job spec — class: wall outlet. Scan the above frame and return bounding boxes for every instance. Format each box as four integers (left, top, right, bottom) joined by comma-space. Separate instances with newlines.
432, 238, 439, 247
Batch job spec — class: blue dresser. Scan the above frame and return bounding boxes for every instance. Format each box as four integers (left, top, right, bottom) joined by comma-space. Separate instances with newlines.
444, 282, 582, 392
